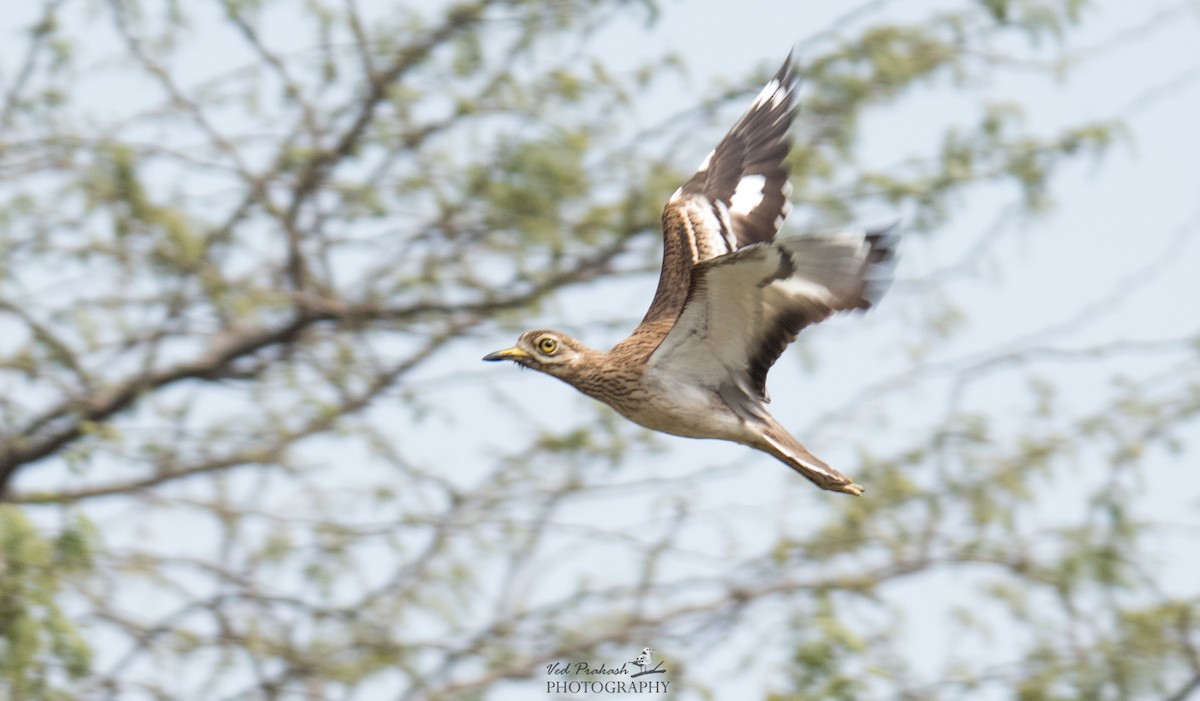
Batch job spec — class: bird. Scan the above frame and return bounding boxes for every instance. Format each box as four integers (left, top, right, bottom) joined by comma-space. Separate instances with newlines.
483, 52, 898, 495
632, 647, 653, 673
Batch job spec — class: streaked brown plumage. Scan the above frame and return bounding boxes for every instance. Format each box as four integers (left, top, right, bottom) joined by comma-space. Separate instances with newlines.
484, 53, 898, 495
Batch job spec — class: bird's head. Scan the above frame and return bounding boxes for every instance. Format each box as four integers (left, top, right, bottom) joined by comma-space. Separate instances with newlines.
483, 330, 591, 380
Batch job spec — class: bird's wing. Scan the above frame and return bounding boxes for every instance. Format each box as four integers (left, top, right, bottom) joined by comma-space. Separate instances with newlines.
647, 226, 899, 410
637, 53, 799, 328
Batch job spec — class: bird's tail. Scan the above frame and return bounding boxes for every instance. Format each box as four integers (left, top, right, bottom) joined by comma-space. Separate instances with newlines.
757, 421, 864, 496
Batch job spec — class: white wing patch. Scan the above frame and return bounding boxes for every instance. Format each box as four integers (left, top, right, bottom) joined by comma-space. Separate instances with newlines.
712, 199, 737, 251
752, 78, 782, 108
772, 84, 789, 108
776, 276, 836, 305
730, 174, 767, 215
772, 183, 794, 231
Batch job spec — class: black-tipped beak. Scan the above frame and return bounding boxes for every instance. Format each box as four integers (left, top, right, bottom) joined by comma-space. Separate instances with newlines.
483, 347, 529, 362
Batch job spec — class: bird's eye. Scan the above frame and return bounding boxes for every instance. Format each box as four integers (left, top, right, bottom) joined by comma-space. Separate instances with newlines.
538, 337, 558, 354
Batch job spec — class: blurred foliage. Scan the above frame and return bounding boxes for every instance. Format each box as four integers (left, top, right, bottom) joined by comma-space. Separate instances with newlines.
0, 508, 94, 700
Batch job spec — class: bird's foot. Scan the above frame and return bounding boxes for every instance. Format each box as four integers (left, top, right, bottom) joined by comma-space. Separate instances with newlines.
836, 481, 865, 497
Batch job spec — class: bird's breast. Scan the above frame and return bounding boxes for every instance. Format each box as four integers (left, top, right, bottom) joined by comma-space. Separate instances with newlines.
613, 373, 747, 442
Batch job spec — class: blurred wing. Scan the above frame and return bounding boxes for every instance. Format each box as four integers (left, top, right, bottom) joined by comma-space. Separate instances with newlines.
638, 53, 800, 328
647, 225, 899, 409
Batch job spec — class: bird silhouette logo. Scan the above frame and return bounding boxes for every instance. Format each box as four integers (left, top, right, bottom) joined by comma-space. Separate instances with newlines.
629, 647, 665, 678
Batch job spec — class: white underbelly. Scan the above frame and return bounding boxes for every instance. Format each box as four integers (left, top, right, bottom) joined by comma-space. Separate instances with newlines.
617, 376, 748, 442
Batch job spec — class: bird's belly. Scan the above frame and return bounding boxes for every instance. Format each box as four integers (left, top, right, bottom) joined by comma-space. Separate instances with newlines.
616, 379, 746, 442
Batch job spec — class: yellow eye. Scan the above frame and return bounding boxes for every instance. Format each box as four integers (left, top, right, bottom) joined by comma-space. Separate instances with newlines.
537, 337, 558, 354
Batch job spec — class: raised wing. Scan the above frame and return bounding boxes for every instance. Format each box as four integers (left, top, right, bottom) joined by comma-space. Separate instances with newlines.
646, 225, 899, 411
637, 53, 800, 328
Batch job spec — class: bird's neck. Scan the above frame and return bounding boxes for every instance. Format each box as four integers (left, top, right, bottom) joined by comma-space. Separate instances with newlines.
559, 347, 642, 408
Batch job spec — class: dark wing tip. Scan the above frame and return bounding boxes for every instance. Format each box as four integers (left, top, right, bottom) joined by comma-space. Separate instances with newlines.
672, 52, 802, 249
860, 220, 903, 309
865, 220, 902, 257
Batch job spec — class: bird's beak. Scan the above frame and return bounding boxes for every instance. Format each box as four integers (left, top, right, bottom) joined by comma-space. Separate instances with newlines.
482, 347, 530, 362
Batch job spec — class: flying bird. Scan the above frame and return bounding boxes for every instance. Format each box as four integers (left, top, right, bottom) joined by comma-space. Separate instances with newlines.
484, 53, 897, 495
